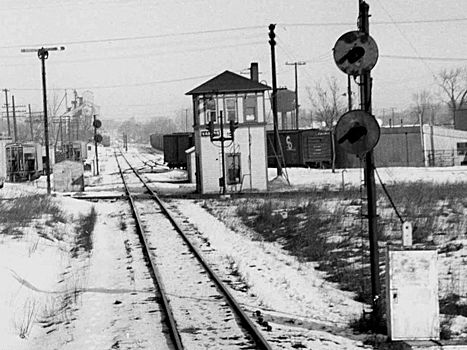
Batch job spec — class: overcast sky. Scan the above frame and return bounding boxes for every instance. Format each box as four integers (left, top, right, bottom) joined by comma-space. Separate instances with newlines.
0, 0, 466, 123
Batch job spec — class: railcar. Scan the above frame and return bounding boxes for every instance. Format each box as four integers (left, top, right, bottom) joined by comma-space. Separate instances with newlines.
149, 133, 164, 150
154, 128, 340, 171
163, 132, 194, 169
267, 129, 333, 168
101, 135, 111, 147
6, 142, 43, 182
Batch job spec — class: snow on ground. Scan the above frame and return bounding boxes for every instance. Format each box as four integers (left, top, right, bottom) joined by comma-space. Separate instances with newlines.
0, 165, 171, 348
0, 185, 92, 349
170, 199, 369, 349
1, 144, 466, 349
270, 166, 467, 191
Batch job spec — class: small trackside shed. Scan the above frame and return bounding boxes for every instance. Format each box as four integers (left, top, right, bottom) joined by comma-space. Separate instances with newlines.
186, 63, 271, 194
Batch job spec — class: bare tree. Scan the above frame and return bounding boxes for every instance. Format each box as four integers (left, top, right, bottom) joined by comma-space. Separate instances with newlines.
412, 90, 434, 125
437, 67, 467, 122
306, 76, 346, 172
173, 108, 192, 132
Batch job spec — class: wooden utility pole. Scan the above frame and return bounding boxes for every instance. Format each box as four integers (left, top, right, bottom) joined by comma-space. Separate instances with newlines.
359, 0, 382, 328
11, 95, 18, 142
269, 24, 282, 176
21, 46, 65, 194
28, 104, 34, 141
3, 89, 11, 137
285, 61, 306, 129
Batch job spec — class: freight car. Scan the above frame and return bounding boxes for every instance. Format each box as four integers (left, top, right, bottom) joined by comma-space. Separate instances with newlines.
149, 133, 164, 150
101, 135, 111, 147
6, 142, 43, 182
267, 129, 333, 168
0, 138, 8, 188
163, 132, 194, 168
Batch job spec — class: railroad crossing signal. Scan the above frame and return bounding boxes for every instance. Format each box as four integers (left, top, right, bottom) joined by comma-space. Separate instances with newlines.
333, 30, 378, 76
335, 110, 380, 155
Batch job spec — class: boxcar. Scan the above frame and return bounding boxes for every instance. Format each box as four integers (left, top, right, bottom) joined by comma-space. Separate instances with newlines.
267, 130, 302, 167
301, 129, 332, 168
101, 135, 111, 147
0, 139, 8, 187
267, 129, 332, 168
6, 142, 43, 182
149, 133, 164, 150
163, 132, 194, 168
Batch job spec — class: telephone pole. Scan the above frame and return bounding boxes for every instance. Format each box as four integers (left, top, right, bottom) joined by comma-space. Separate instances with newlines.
21, 46, 65, 194
285, 61, 306, 129
359, 0, 382, 328
28, 104, 34, 141
3, 89, 11, 137
12, 95, 18, 142
269, 23, 282, 176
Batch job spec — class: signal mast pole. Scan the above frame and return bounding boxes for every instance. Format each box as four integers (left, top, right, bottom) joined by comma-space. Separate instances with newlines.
359, 0, 382, 327
269, 24, 282, 176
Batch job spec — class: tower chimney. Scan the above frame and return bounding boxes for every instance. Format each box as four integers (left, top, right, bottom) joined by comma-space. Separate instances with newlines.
250, 62, 259, 82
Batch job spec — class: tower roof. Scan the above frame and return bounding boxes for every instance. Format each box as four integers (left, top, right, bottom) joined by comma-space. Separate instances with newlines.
186, 70, 270, 95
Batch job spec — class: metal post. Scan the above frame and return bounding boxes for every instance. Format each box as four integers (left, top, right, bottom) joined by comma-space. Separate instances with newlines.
219, 111, 227, 195
419, 112, 425, 166
359, 0, 382, 328
347, 74, 353, 111
269, 24, 282, 176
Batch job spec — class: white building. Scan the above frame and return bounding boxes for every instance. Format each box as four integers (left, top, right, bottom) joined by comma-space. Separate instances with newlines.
186, 63, 271, 194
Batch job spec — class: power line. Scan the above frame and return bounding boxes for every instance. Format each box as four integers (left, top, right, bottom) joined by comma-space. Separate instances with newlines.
0, 32, 264, 59
1, 40, 265, 67
279, 17, 467, 27
1, 15, 465, 50
0, 25, 265, 50
374, 0, 439, 82
381, 54, 467, 62
10, 73, 219, 91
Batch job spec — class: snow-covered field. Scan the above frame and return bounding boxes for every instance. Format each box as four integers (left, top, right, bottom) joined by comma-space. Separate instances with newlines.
0, 145, 466, 349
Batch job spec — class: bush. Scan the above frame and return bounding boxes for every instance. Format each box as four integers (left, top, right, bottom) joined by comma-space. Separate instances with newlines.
0, 194, 66, 236
71, 207, 97, 257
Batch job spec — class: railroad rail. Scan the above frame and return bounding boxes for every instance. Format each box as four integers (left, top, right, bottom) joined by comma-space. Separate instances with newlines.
114, 149, 272, 350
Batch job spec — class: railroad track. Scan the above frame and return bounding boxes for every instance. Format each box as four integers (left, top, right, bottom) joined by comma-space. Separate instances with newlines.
114, 149, 272, 350
132, 151, 167, 171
